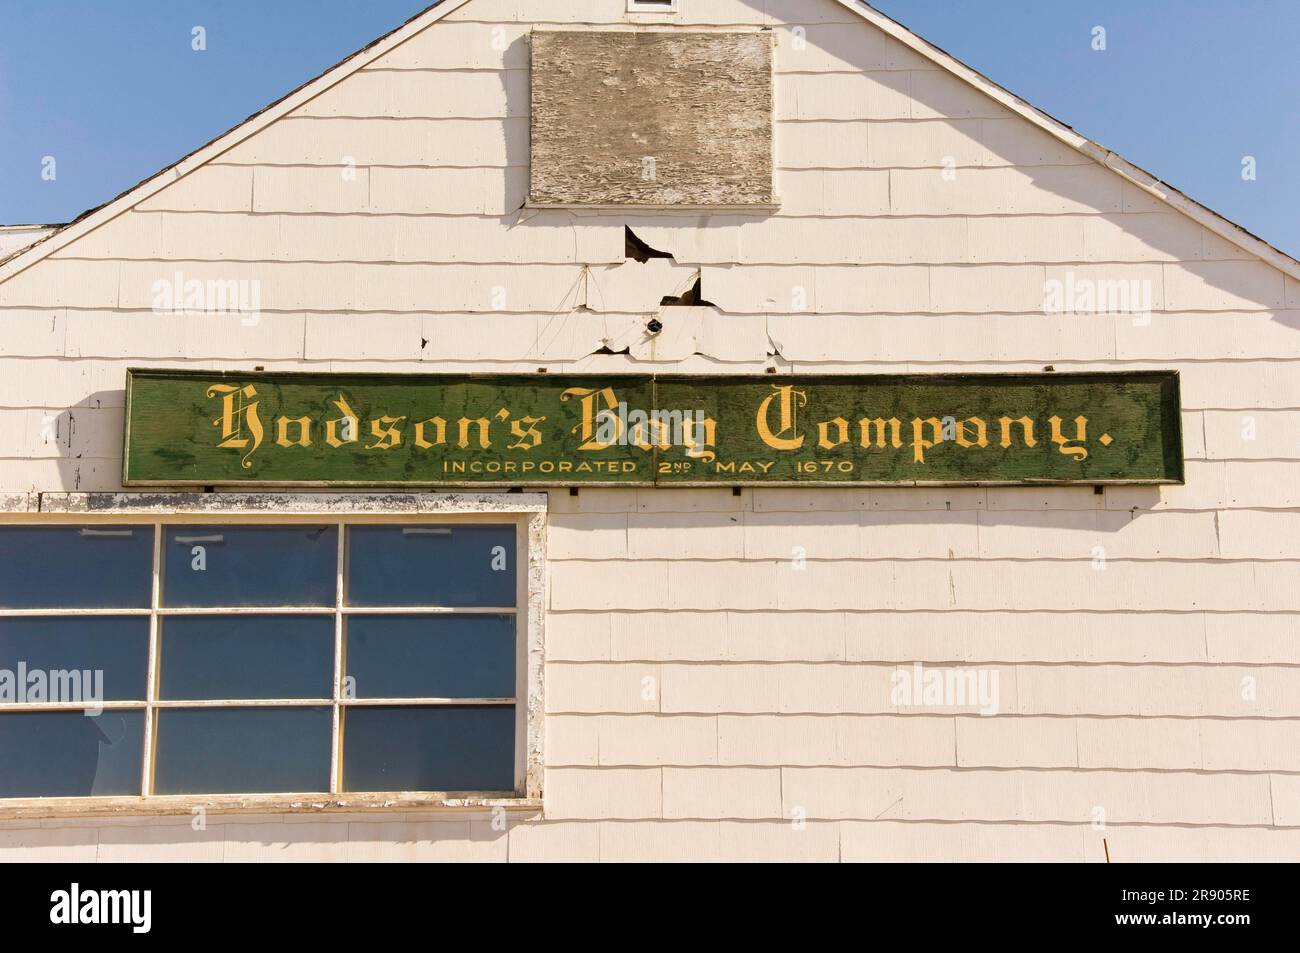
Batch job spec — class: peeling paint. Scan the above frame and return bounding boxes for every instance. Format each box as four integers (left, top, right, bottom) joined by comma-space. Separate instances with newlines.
31, 491, 548, 515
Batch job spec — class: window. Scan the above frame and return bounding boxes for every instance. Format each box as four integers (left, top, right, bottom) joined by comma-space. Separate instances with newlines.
0, 516, 533, 805
628, 0, 679, 11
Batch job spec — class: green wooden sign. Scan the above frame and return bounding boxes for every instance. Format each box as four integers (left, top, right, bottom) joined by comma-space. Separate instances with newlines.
123, 369, 1183, 487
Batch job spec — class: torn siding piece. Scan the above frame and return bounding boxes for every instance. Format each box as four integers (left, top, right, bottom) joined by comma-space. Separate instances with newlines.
529, 30, 776, 208
586, 259, 699, 312
0, 226, 61, 263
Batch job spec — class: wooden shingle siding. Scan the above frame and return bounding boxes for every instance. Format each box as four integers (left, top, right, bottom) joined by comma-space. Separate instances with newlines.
3, 0, 1300, 860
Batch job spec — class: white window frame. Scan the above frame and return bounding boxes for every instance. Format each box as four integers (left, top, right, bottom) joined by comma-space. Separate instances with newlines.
0, 492, 546, 821
628, 0, 680, 13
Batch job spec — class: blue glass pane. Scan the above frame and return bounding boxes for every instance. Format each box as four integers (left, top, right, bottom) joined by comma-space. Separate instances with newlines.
0, 710, 143, 797
342, 705, 515, 792
153, 707, 332, 795
346, 615, 514, 699
346, 525, 516, 607
162, 525, 336, 607
0, 526, 152, 609
0, 617, 149, 703
159, 616, 334, 700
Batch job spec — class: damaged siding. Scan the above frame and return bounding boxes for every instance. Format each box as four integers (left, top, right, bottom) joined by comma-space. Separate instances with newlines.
0, 226, 59, 261
2, 0, 1300, 861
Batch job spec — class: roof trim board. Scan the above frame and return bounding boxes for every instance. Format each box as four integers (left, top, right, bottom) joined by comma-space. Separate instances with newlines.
2, 0, 1296, 285
0, 0, 470, 277
834, 0, 1300, 279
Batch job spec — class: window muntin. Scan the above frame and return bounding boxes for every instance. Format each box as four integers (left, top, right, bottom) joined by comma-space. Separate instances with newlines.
0, 519, 523, 801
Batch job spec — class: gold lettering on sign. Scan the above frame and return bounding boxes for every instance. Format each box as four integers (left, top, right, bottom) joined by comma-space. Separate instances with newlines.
818, 416, 850, 450
509, 416, 547, 451
276, 416, 312, 448
955, 417, 988, 449
1050, 415, 1089, 460
457, 417, 492, 450
561, 387, 621, 450
180, 375, 1141, 482
756, 385, 807, 451
207, 384, 263, 469
910, 417, 944, 464
367, 416, 406, 451
414, 416, 447, 449
998, 415, 1037, 449
860, 417, 903, 450
325, 396, 359, 448
683, 416, 717, 463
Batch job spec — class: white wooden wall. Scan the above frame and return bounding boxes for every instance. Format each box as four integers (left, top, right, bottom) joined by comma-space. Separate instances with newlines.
2, 0, 1299, 861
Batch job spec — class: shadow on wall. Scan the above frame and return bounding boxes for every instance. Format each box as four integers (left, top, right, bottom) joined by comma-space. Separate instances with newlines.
23, 11, 1296, 498
494, 14, 1296, 332
614, 497, 1178, 549
35, 392, 124, 494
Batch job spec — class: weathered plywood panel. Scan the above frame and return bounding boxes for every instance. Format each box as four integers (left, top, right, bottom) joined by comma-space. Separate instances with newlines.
529, 31, 774, 207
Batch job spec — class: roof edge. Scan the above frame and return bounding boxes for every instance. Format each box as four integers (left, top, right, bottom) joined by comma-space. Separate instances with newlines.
0, 0, 471, 281
840, 0, 1300, 280
3, 0, 1295, 284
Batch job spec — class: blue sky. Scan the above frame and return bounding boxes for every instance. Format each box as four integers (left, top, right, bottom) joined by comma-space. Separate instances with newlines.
1, 0, 1297, 255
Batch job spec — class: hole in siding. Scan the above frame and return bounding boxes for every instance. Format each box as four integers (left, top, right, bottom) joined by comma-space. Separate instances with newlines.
592, 345, 631, 355
660, 275, 716, 308
625, 226, 674, 263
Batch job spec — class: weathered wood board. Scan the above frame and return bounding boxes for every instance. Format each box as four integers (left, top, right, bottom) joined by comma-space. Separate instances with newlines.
528, 30, 775, 207
124, 370, 1183, 487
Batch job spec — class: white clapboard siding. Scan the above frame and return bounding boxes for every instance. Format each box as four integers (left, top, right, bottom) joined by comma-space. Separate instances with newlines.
779, 768, 1272, 824
776, 72, 913, 121
542, 660, 1300, 719
63, 213, 623, 264
4, 0, 1300, 862
1203, 410, 1300, 459
549, 560, 1300, 612
365, 22, 532, 70
296, 69, 530, 119
221, 118, 528, 167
